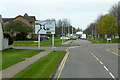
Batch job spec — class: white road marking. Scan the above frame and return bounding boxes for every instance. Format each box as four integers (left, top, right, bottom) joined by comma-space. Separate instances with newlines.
99, 61, 103, 65
109, 72, 116, 79
90, 52, 116, 80
104, 66, 109, 71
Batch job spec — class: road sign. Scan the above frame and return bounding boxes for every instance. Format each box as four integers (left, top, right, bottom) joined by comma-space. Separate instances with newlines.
61, 33, 64, 35
35, 20, 55, 34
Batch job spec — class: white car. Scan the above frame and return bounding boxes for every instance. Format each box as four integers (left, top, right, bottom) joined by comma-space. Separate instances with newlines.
60, 37, 70, 40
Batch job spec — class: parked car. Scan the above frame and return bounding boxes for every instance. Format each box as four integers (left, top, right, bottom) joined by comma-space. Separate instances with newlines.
72, 36, 77, 40
41, 35, 50, 40
60, 37, 70, 40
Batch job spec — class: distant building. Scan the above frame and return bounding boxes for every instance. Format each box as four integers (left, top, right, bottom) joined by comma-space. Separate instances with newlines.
0, 15, 9, 51
2, 13, 36, 38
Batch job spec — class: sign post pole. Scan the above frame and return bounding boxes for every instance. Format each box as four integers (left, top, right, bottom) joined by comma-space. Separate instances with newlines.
52, 34, 54, 51
38, 34, 40, 50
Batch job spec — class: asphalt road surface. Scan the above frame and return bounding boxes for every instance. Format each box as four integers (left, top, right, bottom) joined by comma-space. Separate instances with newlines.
59, 39, 119, 79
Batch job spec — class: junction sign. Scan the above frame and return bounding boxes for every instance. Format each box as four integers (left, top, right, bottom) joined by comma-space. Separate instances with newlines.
35, 19, 56, 51
35, 20, 55, 34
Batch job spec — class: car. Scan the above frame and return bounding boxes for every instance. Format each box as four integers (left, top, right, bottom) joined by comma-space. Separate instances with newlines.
72, 36, 77, 40
60, 37, 70, 40
41, 35, 50, 40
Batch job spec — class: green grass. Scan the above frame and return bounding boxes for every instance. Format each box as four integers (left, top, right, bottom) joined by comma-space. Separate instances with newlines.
86, 38, 101, 43
87, 37, 120, 44
2, 49, 42, 70
13, 51, 65, 78
12, 40, 69, 46
0, 52, 2, 70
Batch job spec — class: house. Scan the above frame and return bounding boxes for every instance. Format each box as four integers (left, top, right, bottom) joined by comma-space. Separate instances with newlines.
0, 15, 9, 51
3, 13, 36, 38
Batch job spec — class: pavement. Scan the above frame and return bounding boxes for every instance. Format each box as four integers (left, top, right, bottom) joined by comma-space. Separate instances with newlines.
56, 39, 119, 79
62, 40, 72, 45
1, 50, 51, 78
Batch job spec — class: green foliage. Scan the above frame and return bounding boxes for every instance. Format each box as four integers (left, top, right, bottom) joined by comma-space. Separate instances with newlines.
4, 21, 32, 37
97, 14, 117, 37
3, 32, 10, 38
3, 32, 14, 45
15, 33, 27, 40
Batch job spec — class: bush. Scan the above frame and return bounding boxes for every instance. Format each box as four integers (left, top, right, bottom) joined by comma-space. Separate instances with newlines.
3, 33, 13, 45
15, 33, 27, 40
3, 32, 10, 38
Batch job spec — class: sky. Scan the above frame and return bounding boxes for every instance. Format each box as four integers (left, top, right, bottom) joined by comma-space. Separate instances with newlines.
0, 0, 119, 30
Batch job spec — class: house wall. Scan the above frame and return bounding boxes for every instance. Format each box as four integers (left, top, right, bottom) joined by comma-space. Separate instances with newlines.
0, 15, 9, 51
3, 38, 9, 50
0, 15, 3, 51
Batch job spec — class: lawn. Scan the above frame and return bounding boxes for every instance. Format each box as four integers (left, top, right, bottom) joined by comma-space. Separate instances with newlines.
0, 52, 2, 70
13, 51, 65, 78
2, 49, 42, 70
86, 38, 101, 43
87, 37, 120, 44
12, 40, 69, 46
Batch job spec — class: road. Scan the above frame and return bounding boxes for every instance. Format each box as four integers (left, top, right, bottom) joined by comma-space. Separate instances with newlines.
59, 39, 119, 80
13, 40, 119, 79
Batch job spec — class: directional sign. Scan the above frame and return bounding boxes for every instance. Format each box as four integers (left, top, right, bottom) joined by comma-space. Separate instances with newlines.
35, 20, 55, 34
61, 33, 64, 35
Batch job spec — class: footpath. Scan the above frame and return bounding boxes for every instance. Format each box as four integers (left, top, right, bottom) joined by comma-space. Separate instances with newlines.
1, 50, 51, 78
62, 40, 72, 45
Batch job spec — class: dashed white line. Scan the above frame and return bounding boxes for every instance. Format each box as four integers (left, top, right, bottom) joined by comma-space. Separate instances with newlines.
99, 61, 103, 65
104, 66, 109, 71
109, 72, 116, 79
89, 52, 116, 80
96, 57, 99, 61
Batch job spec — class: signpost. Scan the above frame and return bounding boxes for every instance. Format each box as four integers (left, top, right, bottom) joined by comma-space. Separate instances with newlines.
35, 20, 55, 51
61, 33, 64, 44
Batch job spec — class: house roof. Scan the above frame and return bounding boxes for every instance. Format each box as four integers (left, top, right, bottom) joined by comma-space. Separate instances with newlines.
2, 18, 14, 23
2, 13, 36, 23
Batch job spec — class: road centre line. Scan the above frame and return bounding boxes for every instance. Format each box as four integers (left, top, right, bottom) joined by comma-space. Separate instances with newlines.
89, 52, 116, 80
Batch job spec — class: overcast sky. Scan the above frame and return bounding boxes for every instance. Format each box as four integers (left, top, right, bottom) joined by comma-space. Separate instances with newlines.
0, 0, 119, 30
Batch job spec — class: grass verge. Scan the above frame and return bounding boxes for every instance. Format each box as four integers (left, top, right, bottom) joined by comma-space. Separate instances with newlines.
87, 37, 120, 44
2, 49, 42, 70
12, 40, 70, 46
13, 51, 65, 78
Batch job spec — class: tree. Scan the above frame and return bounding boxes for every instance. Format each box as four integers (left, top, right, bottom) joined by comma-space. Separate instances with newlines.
4, 21, 32, 39
97, 14, 117, 38
109, 2, 120, 39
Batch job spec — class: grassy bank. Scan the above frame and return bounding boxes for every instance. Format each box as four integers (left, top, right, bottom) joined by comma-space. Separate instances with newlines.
13, 51, 65, 78
2, 49, 42, 70
87, 37, 120, 44
12, 40, 69, 46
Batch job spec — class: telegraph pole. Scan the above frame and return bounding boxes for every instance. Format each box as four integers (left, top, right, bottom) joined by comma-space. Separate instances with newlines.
62, 22, 63, 44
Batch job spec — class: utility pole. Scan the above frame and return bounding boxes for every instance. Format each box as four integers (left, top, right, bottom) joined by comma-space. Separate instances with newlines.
68, 24, 70, 37
92, 24, 94, 39
72, 26, 73, 37
62, 22, 63, 44
64, 22, 65, 36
